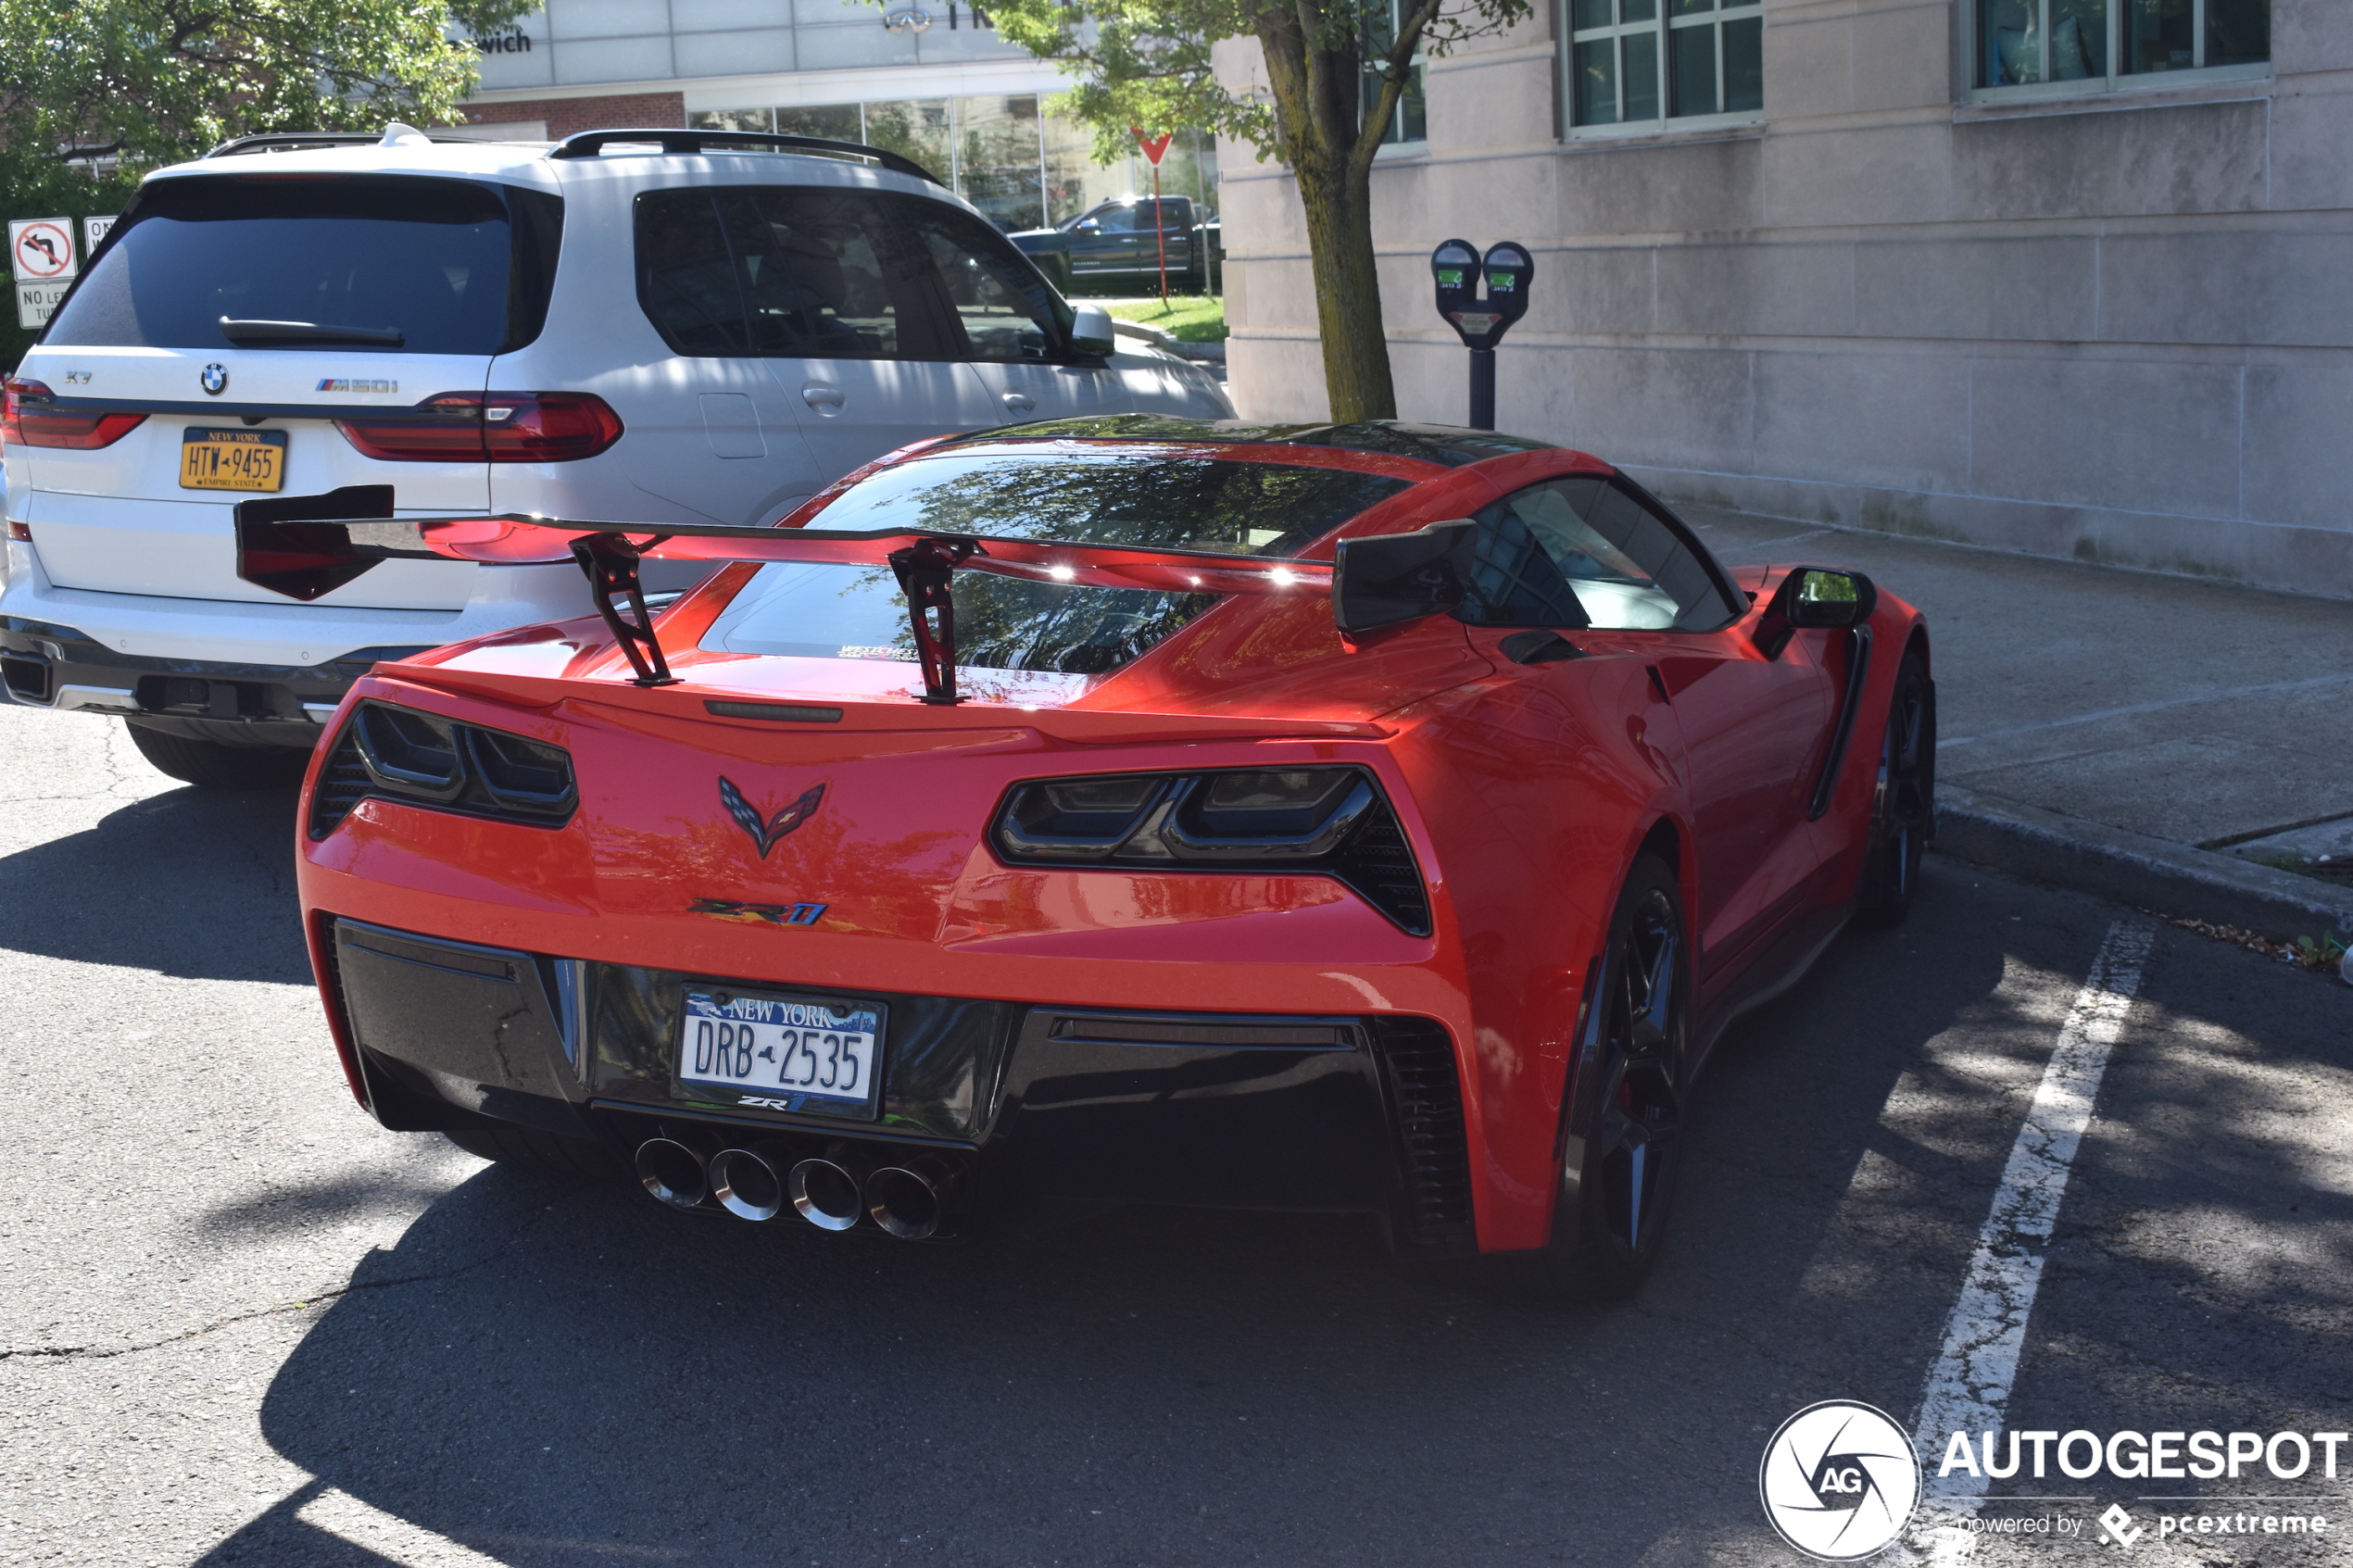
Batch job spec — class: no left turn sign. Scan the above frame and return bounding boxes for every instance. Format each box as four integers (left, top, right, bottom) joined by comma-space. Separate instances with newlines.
9, 218, 78, 282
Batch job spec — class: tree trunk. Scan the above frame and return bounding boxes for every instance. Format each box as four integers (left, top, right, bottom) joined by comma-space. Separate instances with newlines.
1255, 6, 1397, 423
1293, 152, 1393, 422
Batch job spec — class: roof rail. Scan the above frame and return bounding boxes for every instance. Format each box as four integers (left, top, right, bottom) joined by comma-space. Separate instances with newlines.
204, 130, 514, 158
546, 128, 944, 187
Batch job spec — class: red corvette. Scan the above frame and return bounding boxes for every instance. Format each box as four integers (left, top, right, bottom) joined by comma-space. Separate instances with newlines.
293, 417, 1933, 1296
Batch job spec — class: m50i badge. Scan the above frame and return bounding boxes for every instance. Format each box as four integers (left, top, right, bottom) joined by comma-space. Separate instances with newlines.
690, 898, 826, 926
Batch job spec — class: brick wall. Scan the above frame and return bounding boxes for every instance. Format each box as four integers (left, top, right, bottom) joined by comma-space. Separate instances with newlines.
464, 93, 686, 141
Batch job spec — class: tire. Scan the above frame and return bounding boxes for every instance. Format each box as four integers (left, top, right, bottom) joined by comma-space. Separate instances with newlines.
126, 721, 312, 789
444, 1124, 628, 1182
1855, 648, 1935, 929
1529, 853, 1690, 1300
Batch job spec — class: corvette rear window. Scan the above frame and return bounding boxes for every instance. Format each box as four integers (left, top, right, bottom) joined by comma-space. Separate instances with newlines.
44, 174, 563, 356
701, 452, 1408, 675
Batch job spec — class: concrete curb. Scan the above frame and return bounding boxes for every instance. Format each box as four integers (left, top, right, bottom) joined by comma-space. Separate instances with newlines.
1110, 320, 1227, 362
1931, 784, 2353, 940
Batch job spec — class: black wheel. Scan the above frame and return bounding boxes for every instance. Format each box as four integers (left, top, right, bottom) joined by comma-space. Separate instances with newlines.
1529, 853, 1689, 1300
1855, 649, 1935, 928
126, 721, 312, 789
444, 1124, 628, 1182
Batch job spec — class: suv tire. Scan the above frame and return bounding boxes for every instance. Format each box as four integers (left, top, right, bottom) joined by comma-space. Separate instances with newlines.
126, 721, 312, 789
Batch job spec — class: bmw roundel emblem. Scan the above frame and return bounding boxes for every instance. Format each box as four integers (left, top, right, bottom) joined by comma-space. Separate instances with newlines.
200, 363, 228, 395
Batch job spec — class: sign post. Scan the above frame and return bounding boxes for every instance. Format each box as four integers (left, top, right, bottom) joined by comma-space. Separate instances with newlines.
1131, 128, 1176, 302
1430, 239, 1533, 430
10, 217, 79, 332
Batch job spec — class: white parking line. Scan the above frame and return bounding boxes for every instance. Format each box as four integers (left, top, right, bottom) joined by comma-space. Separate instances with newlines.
1906, 918, 2154, 1561
297, 1485, 511, 1566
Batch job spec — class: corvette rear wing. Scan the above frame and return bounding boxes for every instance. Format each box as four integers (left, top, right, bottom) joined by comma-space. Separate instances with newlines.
237, 512, 1333, 702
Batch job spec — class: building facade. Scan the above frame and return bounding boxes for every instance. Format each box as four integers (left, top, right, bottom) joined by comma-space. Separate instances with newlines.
1217, 0, 2350, 598
458, 2, 1220, 232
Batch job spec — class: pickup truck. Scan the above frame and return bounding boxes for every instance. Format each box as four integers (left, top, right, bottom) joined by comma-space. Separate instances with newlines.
1008, 195, 1220, 293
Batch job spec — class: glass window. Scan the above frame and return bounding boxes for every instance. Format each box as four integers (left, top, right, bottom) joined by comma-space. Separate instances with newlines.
1566, 0, 1761, 129
634, 189, 1067, 362
1361, 0, 1429, 145
860, 100, 954, 182
954, 95, 1046, 232
897, 202, 1069, 361
46, 175, 549, 356
1463, 477, 1741, 631
778, 104, 864, 143
700, 453, 1412, 675
1978, 0, 2266, 89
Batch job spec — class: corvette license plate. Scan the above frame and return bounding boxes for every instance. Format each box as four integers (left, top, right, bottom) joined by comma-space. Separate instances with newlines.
180, 427, 287, 492
677, 988, 882, 1112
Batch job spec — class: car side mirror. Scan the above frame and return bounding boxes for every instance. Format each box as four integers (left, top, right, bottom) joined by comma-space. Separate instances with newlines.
1332, 520, 1477, 633
1754, 566, 1877, 657
1068, 305, 1116, 358
1075, 219, 1101, 232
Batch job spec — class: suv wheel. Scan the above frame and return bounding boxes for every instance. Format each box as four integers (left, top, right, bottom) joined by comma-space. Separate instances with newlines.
126, 721, 312, 789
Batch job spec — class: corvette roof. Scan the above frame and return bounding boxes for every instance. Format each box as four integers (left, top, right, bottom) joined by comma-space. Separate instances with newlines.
944, 416, 1563, 469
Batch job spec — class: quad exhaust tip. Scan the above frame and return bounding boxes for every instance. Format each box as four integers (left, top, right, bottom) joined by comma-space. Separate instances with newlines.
635, 1137, 708, 1210
710, 1146, 786, 1223
787, 1158, 863, 1232
864, 1165, 945, 1241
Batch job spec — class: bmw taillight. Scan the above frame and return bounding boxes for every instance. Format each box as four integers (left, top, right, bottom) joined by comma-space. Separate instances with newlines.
335, 392, 623, 463
990, 766, 1432, 935
2, 379, 146, 449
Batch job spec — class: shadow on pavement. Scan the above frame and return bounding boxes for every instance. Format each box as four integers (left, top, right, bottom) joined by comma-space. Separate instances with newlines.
189, 867, 2057, 1568
0, 783, 310, 984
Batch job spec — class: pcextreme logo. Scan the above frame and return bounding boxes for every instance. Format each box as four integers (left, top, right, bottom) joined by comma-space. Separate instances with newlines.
1758, 1401, 1922, 1561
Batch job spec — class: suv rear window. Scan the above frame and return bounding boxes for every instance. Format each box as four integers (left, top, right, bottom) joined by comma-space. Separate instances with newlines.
699, 450, 1408, 675
44, 175, 562, 356
636, 187, 1072, 363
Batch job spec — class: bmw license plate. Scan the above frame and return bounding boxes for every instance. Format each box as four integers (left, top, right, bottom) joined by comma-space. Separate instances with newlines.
677, 988, 882, 1115
180, 427, 287, 492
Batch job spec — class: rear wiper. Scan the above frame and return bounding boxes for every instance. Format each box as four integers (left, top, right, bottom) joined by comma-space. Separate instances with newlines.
219, 318, 404, 347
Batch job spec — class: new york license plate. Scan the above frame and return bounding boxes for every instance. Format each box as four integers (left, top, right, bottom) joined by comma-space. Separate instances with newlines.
677, 989, 882, 1113
180, 427, 287, 492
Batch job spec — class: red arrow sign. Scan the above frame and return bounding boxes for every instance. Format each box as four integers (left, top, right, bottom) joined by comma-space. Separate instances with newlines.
1130, 128, 1174, 166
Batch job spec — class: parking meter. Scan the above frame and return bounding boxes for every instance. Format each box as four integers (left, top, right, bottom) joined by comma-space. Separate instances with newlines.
1430, 240, 1534, 430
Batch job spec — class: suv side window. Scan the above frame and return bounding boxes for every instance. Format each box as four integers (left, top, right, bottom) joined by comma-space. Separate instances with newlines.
1464, 475, 1742, 632
635, 187, 1067, 363
635, 189, 753, 355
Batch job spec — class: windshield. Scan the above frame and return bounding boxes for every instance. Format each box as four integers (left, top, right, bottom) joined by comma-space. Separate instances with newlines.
702, 450, 1409, 676
45, 175, 561, 357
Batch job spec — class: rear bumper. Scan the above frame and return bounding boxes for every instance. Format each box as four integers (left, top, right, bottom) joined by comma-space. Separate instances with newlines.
317, 914, 1479, 1256
0, 617, 423, 738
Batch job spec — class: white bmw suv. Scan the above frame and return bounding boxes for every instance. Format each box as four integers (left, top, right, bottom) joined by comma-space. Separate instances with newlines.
0, 124, 1232, 785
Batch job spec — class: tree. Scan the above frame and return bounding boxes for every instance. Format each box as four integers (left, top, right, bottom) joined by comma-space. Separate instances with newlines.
989, 0, 1528, 422
0, 0, 534, 368
0, 0, 534, 166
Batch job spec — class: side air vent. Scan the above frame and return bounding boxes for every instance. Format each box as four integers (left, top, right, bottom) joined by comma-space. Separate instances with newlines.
1373, 1016, 1475, 1248
308, 699, 576, 839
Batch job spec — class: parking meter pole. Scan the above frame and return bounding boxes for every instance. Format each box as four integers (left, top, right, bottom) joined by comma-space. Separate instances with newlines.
1468, 349, 1496, 432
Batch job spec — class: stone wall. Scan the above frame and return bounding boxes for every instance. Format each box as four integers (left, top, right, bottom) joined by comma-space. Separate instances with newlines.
1216, 0, 2353, 598
464, 93, 686, 141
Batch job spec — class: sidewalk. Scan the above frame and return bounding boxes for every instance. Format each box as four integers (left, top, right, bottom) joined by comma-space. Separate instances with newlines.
1682, 506, 2353, 945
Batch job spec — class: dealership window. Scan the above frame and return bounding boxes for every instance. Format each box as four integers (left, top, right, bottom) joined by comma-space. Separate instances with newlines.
1976, 0, 2270, 91
1360, 0, 1428, 146
688, 102, 1218, 231
1566, 0, 1762, 132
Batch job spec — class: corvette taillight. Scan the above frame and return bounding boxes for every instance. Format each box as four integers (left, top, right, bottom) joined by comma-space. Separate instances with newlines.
311, 699, 576, 839
990, 765, 1432, 935
2, 379, 146, 449
336, 392, 623, 463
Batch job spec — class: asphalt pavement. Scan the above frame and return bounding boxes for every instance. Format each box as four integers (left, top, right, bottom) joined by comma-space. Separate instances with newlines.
1, 701, 2346, 1567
